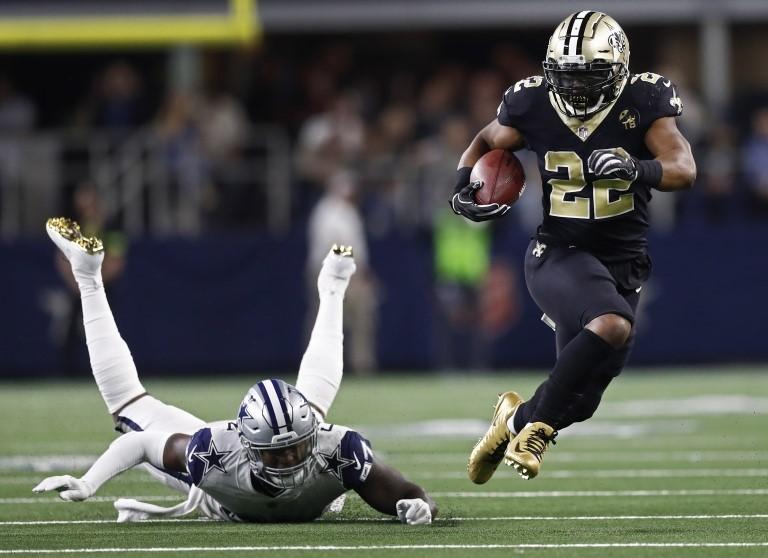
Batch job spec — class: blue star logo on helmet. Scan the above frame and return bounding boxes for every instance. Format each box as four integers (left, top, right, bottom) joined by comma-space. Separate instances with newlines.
238, 401, 255, 421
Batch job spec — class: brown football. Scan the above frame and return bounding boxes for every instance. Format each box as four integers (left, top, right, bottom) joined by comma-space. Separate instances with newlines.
470, 149, 526, 206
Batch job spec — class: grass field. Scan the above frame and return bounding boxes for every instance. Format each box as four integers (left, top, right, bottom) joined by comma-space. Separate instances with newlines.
1, 367, 767, 557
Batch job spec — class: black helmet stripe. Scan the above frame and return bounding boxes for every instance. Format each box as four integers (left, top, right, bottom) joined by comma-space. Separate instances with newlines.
271, 379, 294, 432
562, 13, 579, 54
575, 11, 596, 55
563, 10, 592, 55
257, 381, 281, 435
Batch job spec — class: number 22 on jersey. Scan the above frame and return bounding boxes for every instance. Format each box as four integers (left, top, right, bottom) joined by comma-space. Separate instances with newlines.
545, 149, 635, 219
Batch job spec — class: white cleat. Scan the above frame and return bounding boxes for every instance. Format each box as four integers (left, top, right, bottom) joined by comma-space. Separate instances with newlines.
317, 244, 357, 295
45, 217, 105, 288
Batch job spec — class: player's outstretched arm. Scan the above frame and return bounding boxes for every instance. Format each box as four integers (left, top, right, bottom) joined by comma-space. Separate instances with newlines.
33, 431, 189, 501
644, 116, 697, 191
354, 461, 438, 525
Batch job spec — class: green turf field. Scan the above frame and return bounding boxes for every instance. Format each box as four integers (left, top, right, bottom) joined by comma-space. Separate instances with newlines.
1, 367, 767, 557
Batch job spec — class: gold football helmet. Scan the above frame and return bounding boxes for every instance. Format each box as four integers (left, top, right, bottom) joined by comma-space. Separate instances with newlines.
543, 11, 630, 119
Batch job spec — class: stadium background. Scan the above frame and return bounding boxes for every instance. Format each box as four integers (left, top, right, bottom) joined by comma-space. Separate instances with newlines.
1, 0, 767, 377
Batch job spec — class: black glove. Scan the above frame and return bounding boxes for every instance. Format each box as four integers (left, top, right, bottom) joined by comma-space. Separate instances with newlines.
450, 180, 511, 222
587, 149, 637, 181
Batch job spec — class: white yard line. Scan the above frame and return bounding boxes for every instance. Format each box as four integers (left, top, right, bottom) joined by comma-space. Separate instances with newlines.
407, 468, 768, 479
0, 495, 183, 505
430, 488, 768, 498
0, 543, 767, 554
1, 514, 767, 526
385, 450, 768, 463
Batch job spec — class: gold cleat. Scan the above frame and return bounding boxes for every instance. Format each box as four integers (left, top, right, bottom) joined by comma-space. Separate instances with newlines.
332, 244, 353, 257
504, 421, 557, 480
467, 391, 524, 484
46, 217, 104, 255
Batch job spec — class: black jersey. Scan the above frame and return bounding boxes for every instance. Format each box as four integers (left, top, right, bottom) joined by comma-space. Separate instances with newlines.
497, 73, 683, 262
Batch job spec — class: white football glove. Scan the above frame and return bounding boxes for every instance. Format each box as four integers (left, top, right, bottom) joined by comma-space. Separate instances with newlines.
396, 498, 432, 525
32, 475, 95, 502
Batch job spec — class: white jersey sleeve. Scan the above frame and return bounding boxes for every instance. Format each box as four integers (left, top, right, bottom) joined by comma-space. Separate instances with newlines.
314, 423, 375, 489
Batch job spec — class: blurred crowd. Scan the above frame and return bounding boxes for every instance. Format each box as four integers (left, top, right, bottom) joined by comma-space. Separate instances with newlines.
1, 42, 767, 235
4, 34, 768, 373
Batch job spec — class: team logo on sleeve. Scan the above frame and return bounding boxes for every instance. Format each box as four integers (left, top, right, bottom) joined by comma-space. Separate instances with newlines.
618, 108, 639, 130
191, 439, 231, 476
317, 447, 356, 482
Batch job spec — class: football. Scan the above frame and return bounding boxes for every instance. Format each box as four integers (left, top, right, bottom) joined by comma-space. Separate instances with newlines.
470, 149, 526, 206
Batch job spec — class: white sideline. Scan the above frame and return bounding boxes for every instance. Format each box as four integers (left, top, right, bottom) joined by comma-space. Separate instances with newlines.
0, 543, 767, 554
2, 514, 767, 526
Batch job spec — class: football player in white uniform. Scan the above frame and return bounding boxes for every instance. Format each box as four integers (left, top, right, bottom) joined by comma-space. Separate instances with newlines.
33, 218, 436, 525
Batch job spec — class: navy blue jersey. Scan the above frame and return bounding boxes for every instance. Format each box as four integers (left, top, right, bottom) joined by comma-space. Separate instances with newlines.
498, 73, 683, 262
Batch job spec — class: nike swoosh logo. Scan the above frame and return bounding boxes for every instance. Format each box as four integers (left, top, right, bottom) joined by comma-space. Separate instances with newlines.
188, 445, 197, 462
663, 80, 671, 87
353, 453, 362, 471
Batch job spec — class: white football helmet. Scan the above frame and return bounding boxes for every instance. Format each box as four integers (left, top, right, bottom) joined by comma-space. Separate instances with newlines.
543, 11, 630, 119
236, 379, 318, 489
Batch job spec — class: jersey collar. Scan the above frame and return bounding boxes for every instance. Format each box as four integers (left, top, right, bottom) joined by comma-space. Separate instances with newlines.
548, 78, 627, 142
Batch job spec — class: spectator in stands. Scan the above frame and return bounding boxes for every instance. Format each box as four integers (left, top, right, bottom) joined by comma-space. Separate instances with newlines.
296, 90, 365, 188
742, 107, 768, 218
306, 168, 378, 374
0, 76, 36, 133
79, 61, 148, 132
700, 123, 737, 223
154, 90, 208, 234
363, 103, 417, 234
0, 76, 37, 233
198, 87, 251, 227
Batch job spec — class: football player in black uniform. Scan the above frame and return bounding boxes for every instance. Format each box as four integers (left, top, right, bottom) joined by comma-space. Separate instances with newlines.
454, 11, 696, 482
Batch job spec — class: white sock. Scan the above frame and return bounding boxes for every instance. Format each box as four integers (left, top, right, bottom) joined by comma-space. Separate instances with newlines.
80, 283, 146, 414
296, 290, 344, 420
506, 409, 519, 436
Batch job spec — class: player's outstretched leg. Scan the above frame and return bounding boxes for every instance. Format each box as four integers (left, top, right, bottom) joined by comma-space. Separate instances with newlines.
504, 421, 557, 480
467, 391, 523, 484
296, 245, 357, 420
46, 217, 146, 415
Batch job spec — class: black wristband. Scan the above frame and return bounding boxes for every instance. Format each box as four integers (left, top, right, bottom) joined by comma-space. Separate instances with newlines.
454, 167, 472, 194
635, 159, 663, 187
